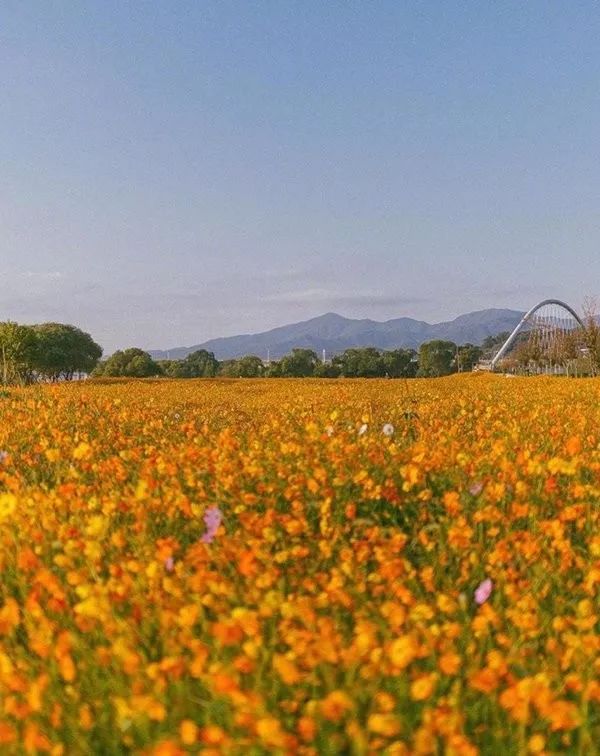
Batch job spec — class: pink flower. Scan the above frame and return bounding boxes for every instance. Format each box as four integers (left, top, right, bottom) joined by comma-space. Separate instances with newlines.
201, 505, 223, 544
474, 578, 493, 605
469, 481, 483, 496
164, 557, 174, 572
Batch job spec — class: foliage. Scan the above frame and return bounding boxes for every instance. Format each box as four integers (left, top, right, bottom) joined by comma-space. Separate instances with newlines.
314, 361, 342, 378
456, 343, 483, 372
381, 348, 418, 378
333, 347, 384, 377
0, 322, 37, 385
417, 339, 457, 377
481, 331, 511, 353
0, 375, 596, 752
219, 355, 264, 378
32, 323, 103, 381
96, 348, 162, 378
162, 350, 219, 378
0, 321, 102, 384
580, 298, 600, 374
279, 348, 320, 377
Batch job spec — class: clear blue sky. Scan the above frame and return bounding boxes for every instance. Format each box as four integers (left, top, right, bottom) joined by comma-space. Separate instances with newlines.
2, 2, 600, 352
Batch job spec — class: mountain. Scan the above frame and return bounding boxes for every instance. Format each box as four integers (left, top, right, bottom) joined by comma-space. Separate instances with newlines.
149, 308, 523, 361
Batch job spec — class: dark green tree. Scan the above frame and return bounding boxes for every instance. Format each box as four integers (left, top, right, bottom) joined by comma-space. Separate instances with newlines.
456, 344, 483, 372
418, 340, 457, 377
279, 349, 318, 377
97, 348, 162, 378
32, 323, 102, 381
381, 349, 418, 378
265, 360, 282, 377
314, 361, 342, 378
481, 331, 511, 357
0, 322, 37, 385
333, 348, 384, 377
218, 356, 264, 377
164, 350, 219, 378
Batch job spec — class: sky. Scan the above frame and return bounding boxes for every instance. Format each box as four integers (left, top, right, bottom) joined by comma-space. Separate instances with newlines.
2, 1, 600, 353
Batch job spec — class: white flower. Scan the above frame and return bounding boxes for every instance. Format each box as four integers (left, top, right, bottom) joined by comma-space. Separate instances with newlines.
326, 425, 334, 437
382, 423, 394, 437
358, 423, 368, 436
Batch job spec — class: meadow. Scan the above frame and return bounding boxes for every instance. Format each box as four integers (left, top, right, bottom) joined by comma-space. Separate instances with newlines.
0, 375, 598, 754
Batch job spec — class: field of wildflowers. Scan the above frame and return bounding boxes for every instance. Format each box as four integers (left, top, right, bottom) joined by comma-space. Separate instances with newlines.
0, 375, 599, 754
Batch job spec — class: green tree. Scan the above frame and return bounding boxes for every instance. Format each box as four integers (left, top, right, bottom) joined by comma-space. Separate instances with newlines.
0, 322, 37, 385
97, 348, 162, 378
418, 340, 457, 377
265, 360, 282, 377
456, 344, 482, 372
32, 323, 102, 381
381, 349, 418, 378
237, 355, 264, 377
333, 348, 384, 377
580, 298, 600, 375
481, 331, 511, 360
182, 349, 219, 377
279, 349, 318, 377
218, 356, 264, 377
313, 361, 342, 378
164, 350, 219, 378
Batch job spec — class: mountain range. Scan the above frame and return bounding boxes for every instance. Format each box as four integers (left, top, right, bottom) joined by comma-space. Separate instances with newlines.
149, 308, 523, 361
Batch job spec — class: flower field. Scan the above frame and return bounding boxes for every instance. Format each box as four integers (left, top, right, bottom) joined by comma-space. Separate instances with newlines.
0, 375, 600, 754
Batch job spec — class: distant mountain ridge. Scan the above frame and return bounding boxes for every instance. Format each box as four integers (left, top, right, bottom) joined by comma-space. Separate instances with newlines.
149, 308, 523, 361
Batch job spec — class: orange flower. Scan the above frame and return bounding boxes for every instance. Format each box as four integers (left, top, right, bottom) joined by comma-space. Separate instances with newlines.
469, 668, 498, 694
389, 635, 419, 670
256, 717, 288, 748
179, 720, 198, 745
320, 691, 354, 722
410, 674, 437, 701
439, 652, 461, 676
367, 713, 402, 737
273, 654, 301, 685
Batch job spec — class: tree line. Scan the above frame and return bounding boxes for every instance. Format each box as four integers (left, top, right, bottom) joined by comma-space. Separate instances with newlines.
0, 321, 102, 384
7, 310, 600, 383
93, 335, 510, 379
0, 319, 516, 384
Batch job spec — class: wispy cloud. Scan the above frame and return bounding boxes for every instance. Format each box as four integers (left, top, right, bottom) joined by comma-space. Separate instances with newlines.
263, 288, 425, 307
0, 270, 64, 281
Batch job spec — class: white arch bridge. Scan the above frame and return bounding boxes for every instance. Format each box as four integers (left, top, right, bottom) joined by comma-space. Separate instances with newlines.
485, 299, 587, 373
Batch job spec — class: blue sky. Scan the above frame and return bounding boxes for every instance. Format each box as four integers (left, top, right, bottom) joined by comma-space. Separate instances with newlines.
2, 2, 600, 352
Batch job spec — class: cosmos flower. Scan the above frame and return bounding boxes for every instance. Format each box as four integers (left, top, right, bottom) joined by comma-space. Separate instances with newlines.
382, 423, 394, 436
201, 506, 223, 544
474, 578, 493, 605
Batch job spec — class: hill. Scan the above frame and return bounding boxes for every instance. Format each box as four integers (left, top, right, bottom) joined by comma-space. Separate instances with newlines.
149, 308, 523, 361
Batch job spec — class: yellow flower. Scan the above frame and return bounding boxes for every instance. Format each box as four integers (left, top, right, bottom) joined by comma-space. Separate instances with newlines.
180, 720, 198, 746
389, 635, 418, 670
0, 493, 16, 520
256, 717, 287, 748
320, 691, 354, 722
528, 734, 545, 753
72, 442, 92, 460
367, 713, 402, 737
410, 674, 437, 701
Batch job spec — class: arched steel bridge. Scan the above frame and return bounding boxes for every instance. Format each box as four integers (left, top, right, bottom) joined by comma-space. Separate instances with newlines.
490, 298, 585, 370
